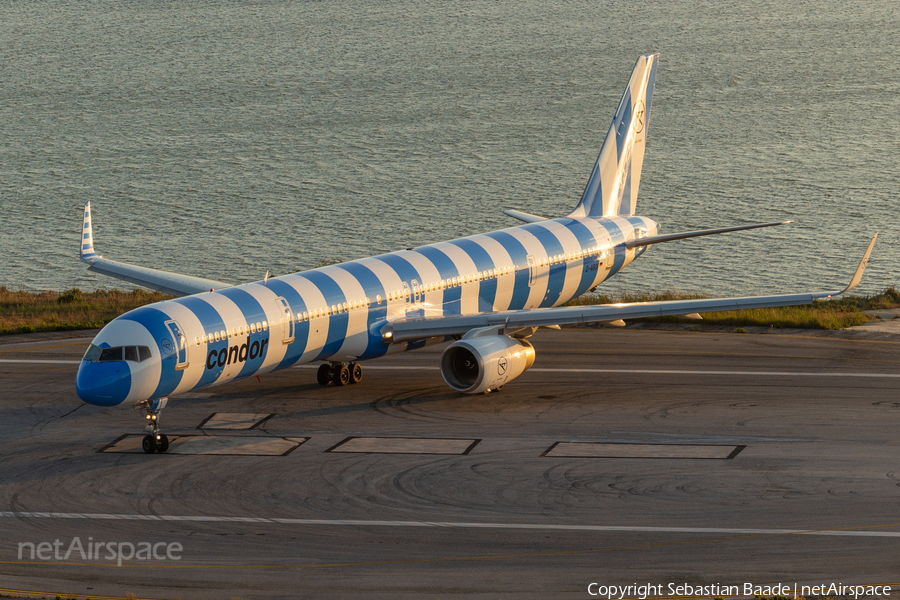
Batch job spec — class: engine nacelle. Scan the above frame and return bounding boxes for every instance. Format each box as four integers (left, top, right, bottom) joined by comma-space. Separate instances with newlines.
440, 335, 536, 394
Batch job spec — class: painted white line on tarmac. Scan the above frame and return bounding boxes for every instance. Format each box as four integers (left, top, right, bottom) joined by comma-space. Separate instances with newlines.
0, 359, 80, 364
297, 365, 900, 378
3, 359, 898, 377
1, 511, 898, 537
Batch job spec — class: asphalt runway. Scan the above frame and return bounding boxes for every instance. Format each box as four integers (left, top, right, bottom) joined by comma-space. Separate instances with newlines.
1, 328, 899, 599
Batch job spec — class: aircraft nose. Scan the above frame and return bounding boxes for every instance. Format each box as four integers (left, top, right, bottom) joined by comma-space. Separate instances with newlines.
76, 359, 132, 407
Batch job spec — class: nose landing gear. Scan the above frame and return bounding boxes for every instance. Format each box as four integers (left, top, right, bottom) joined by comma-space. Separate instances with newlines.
316, 362, 363, 386
138, 398, 170, 454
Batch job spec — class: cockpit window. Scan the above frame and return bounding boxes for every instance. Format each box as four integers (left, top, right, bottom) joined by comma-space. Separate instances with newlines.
99, 347, 123, 362
83, 344, 102, 362
84, 344, 152, 363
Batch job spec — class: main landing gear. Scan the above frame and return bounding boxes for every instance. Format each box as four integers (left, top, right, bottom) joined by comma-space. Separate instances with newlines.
316, 361, 363, 387
138, 398, 170, 454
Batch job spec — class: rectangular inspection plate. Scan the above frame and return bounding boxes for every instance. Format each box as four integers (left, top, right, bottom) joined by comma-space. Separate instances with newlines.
100, 435, 306, 456
198, 413, 274, 430
543, 442, 745, 459
327, 437, 480, 455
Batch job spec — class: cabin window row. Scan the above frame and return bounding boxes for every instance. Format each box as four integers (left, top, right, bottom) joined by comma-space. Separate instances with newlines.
539, 246, 607, 268
379, 265, 513, 303
195, 321, 269, 346
294, 296, 373, 324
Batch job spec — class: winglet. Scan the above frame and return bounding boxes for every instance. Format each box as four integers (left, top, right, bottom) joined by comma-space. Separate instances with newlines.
80, 201, 99, 263
837, 233, 878, 295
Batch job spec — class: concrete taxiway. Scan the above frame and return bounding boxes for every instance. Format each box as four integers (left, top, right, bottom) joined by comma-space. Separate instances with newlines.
1, 328, 899, 599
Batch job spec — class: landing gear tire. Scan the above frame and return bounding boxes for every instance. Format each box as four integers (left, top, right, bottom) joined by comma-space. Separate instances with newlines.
142, 434, 157, 454
349, 362, 363, 384
333, 363, 350, 386
317, 364, 332, 386
140, 398, 167, 455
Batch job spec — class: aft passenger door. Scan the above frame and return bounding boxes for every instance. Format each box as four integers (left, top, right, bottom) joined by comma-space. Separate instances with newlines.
526, 254, 548, 288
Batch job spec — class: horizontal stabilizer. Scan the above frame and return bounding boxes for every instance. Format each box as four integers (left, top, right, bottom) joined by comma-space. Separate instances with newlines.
625, 221, 793, 249
502, 209, 548, 223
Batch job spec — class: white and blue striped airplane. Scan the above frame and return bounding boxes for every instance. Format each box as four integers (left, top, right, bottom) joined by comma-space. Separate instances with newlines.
75, 54, 877, 453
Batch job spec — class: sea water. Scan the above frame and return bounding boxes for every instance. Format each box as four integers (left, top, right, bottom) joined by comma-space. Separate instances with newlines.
2, 0, 898, 296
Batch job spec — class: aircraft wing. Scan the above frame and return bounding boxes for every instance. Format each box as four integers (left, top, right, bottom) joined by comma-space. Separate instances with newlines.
79, 202, 232, 297
385, 234, 877, 344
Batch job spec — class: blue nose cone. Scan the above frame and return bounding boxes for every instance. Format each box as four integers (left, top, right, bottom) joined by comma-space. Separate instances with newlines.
76, 360, 132, 406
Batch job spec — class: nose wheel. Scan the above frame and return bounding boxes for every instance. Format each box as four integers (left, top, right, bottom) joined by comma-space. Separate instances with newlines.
140, 398, 170, 454
316, 362, 363, 386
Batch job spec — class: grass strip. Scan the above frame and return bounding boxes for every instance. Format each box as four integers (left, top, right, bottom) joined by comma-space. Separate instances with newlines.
0, 287, 173, 335
2, 286, 898, 336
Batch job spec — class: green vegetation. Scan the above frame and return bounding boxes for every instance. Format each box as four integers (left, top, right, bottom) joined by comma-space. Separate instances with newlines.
2, 286, 898, 337
0, 287, 173, 335
563, 287, 900, 330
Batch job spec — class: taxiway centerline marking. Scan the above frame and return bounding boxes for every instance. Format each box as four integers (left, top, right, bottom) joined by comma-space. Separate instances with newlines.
2, 512, 900, 537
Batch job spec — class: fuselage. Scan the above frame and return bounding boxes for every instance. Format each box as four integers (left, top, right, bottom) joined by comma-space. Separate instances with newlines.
75, 214, 659, 406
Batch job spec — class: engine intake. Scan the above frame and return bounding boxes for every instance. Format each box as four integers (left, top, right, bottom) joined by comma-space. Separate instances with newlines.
440, 335, 535, 394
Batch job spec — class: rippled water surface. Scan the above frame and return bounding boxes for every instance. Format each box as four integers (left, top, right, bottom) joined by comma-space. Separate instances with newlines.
2, 1, 898, 295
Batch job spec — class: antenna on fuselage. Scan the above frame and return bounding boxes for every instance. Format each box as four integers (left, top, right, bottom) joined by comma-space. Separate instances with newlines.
264, 270, 269, 285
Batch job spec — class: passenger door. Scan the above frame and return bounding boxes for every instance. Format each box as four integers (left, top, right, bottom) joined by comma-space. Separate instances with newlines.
275, 296, 295, 345
164, 320, 189, 370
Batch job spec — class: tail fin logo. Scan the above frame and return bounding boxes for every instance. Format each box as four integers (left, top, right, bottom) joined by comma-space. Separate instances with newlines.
633, 100, 645, 134
568, 53, 660, 219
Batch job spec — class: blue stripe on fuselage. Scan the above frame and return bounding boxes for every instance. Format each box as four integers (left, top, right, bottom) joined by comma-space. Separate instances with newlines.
520, 223, 566, 307
601, 220, 627, 276
447, 239, 496, 310
377, 254, 422, 288
120, 306, 186, 398
217, 287, 275, 378
263, 279, 311, 369
169, 296, 228, 388
303, 271, 349, 361
335, 262, 389, 360
482, 231, 530, 310
558, 219, 601, 298
414, 246, 461, 315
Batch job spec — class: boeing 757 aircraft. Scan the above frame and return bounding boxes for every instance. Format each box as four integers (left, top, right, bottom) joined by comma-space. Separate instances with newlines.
75, 54, 877, 453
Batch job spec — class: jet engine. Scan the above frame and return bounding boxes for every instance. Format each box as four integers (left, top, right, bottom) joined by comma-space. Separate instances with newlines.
440, 335, 536, 394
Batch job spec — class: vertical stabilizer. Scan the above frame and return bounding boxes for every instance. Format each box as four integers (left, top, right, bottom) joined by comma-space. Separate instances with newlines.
80, 201, 99, 262
569, 53, 660, 218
